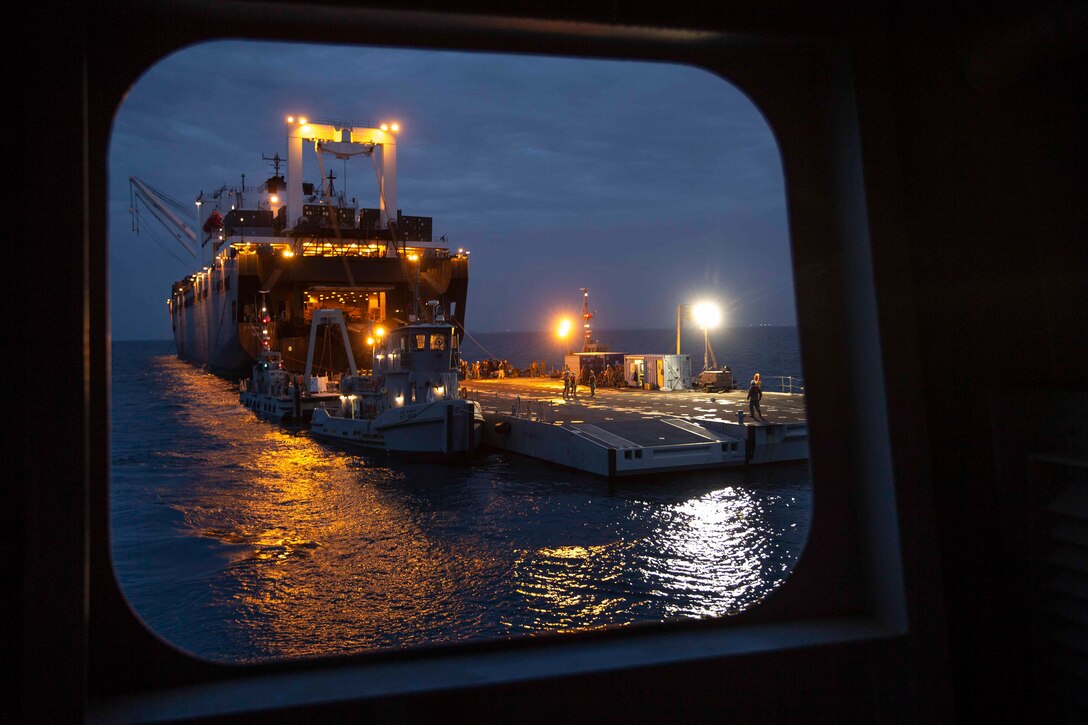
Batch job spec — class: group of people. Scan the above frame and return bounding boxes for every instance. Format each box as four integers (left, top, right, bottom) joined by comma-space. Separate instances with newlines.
462, 358, 518, 380
462, 354, 768, 420
560, 367, 597, 399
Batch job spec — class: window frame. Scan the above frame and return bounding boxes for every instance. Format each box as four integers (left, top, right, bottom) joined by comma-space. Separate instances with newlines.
18, 1, 941, 720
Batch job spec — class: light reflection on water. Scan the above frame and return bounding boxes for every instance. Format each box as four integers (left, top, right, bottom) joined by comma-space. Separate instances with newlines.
111, 342, 811, 662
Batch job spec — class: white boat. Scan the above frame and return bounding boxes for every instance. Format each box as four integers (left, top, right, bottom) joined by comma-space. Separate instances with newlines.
311, 302, 484, 458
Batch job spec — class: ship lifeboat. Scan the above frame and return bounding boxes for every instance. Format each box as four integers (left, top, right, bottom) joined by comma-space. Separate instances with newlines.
202, 209, 223, 233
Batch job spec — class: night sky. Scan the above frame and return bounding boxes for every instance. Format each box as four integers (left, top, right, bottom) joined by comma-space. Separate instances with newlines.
108, 40, 794, 340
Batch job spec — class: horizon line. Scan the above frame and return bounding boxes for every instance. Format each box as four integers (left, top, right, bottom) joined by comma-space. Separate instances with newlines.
113, 323, 798, 343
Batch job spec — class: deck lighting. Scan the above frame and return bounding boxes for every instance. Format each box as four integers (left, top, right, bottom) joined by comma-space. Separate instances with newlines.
692, 302, 722, 330
380, 123, 389, 131
298, 117, 307, 125
286, 116, 295, 124
557, 319, 572, 339
557, 318, 573, 359
390, 123, 399, 132
692, 301, 723, 372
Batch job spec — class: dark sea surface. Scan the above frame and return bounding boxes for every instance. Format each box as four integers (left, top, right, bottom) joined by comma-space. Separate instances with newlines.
111, 328, 810, 663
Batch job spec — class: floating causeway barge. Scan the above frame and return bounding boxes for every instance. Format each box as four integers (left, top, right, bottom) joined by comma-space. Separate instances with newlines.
464, 378, 807, 478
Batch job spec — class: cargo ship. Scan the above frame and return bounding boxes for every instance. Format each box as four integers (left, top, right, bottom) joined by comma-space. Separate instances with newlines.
130, 116, 469, 378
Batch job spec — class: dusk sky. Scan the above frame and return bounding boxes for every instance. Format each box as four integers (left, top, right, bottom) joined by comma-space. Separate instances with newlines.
108, 40, 795, 340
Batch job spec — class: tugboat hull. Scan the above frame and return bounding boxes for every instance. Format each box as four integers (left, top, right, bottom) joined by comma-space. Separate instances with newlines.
311, 400, 484, 457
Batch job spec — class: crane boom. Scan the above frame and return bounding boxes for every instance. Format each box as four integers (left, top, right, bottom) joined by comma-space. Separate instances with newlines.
129, 176, 198, 258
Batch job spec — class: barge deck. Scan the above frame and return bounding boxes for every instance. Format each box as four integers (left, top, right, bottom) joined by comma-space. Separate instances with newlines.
463, 378, 808, 477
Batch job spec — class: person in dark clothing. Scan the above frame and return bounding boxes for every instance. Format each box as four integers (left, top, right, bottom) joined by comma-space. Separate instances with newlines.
588, 370, 597, 397
747, 378, 764, 421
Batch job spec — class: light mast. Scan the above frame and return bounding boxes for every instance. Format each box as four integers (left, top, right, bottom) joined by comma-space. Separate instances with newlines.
580, 288, 593, 352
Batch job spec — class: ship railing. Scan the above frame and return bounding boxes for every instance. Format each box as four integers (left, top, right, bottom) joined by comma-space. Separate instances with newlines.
462, 389, 557, 423
758, 375, 805, 395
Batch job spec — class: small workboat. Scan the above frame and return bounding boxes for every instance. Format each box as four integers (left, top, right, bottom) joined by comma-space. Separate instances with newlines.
311, 302, 484, 458
238, 307, 349, 424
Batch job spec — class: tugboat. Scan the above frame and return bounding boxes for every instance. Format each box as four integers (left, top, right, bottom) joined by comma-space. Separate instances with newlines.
311, 300, 484, 458
238, 305, 351, 424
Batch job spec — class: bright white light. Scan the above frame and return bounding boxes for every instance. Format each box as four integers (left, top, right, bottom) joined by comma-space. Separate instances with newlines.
692, 302, 722, 329
391, 123, 399, 132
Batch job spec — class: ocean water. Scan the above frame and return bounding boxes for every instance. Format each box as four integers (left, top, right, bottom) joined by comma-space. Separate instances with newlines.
110, 328, 810, 663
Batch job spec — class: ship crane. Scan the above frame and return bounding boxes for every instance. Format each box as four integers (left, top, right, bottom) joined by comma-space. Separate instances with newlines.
129, 177, 199, 258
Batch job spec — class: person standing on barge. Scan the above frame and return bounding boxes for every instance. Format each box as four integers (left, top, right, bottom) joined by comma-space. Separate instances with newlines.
747, 376, 764, 421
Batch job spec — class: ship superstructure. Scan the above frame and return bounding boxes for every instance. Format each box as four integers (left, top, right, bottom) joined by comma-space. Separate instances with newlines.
131, 116, 470, 377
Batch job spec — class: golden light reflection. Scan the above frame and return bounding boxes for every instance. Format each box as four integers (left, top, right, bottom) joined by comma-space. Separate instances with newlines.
121, 356, 806, 662
158, 362, 497, 659
509, 541, 636, 633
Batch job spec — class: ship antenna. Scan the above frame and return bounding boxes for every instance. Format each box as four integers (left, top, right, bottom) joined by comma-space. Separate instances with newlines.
262, 153, 283, 177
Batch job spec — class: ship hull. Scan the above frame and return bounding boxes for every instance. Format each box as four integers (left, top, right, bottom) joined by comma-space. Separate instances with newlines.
170, 246, 469, 378
310, 400, 484, 457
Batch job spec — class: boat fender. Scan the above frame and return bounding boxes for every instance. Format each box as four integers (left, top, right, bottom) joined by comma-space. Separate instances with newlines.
493, 421, 512, 435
